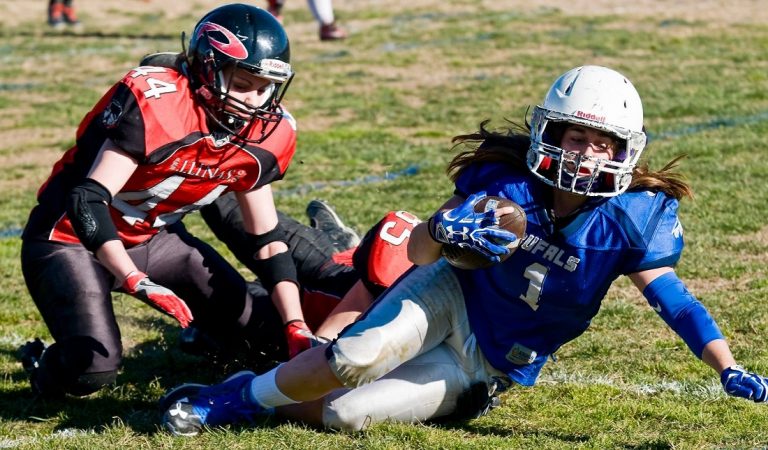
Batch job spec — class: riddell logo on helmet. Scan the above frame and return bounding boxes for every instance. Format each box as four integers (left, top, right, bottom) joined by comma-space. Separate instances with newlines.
261, 59, 290, 73
575, 111, 606, 123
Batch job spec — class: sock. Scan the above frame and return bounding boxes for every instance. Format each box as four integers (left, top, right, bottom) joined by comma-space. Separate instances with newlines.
248, 365, 300, 408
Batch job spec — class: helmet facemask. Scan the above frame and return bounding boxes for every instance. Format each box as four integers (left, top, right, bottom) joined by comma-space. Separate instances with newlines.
528, 108, 647, 196
527, 65, 647, 197
194, 53, 294, 142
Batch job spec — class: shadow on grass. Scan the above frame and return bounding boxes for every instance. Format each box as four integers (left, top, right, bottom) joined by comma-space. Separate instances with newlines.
445, 420, 592, 443
439, 419, 673, 448
0, 316, 280, 435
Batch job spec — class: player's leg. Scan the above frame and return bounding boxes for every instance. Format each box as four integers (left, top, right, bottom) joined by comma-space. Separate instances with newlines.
161, 260, 504, 433
281, 207, 358, 297
20, 240, 122, 396
143, 224, 285, 360
266, 0, 285, 22
269, 259, 470, 401
316, 345, 479, 429
306, 0, 347, 40
248, 258, 487, 416
47, 0, 65, 28
61, 0, 79, 26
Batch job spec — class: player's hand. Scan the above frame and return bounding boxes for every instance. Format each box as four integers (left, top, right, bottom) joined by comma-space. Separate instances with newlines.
428, 192, 518, 262
284, 320, 324, 359
721, 365, 768, 402
122, 271, 193, 328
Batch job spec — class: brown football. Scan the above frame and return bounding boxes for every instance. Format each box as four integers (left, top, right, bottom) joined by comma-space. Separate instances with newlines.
441, 196, 526, 270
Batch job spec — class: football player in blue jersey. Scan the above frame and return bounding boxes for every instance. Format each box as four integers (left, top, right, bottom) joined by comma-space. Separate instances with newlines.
160, 65, 768, 435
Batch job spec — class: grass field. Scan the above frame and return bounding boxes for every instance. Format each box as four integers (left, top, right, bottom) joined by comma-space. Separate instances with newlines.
1, 0, 768, 448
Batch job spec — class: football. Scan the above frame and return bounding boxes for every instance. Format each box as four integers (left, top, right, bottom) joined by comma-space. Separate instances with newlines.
441, 196, 527, 270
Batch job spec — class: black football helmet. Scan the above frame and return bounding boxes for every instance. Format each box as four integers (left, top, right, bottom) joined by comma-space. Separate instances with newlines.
184, 4, 293, 143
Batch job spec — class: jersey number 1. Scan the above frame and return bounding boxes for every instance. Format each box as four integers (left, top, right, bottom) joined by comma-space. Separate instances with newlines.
519, 263, 548, 311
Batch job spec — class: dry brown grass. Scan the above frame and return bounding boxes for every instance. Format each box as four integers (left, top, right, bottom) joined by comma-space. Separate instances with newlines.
2, 0, 766, 30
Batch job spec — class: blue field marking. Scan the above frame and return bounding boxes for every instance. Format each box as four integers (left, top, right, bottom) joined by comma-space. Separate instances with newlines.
1, 111, 767, 239
0, 228, 22, 238
0, 83, 40, 92
274, 164, 421, 198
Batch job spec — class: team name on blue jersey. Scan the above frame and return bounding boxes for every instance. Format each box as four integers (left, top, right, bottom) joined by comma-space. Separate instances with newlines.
518, 234, 580, 272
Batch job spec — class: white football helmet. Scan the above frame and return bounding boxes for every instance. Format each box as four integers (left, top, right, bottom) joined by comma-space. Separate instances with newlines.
528, 65, 647, 197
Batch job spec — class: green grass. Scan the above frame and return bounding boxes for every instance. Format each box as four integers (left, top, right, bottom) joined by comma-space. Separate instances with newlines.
1, 1, 767, 448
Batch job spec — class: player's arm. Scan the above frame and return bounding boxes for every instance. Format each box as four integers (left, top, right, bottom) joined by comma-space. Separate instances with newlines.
408, 195, 464, 265
82, 140, 141, 279
629, 268, 768, 402
313, 280, 373, 341
236, 186, 303, 321
314, 210, 420, 340
409, 193, 516, 266
67, 139, 192, 327
236, 187, 314, 358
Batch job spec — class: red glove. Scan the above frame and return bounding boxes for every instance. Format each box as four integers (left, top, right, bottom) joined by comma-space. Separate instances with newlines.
122, 271, 193, 328
284, 320, 319, 359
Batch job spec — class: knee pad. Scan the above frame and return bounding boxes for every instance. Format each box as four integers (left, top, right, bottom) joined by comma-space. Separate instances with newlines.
33, 336, 120, 397
328, 293, 432, 388
327, 329, 391, 388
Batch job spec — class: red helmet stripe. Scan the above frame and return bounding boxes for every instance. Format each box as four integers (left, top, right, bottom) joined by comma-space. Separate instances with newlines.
197, 22, 248, 60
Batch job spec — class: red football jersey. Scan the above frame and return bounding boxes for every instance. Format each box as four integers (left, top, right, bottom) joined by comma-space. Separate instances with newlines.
24, 66, 296, 247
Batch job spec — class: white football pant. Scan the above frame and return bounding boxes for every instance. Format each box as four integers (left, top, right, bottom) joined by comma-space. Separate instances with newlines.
323, 259, 507, 430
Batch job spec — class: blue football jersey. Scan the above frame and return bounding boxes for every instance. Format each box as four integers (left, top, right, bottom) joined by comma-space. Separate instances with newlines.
453, 162, 684, 386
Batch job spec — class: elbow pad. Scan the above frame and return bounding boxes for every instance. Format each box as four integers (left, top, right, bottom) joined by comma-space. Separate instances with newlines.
243, 225, 298, 292
642, 272, 724, 358
66, 179, 119, 251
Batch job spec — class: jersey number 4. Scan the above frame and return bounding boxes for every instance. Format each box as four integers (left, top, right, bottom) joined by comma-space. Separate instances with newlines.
112, 175, 227, 228
131, 66, 178, 99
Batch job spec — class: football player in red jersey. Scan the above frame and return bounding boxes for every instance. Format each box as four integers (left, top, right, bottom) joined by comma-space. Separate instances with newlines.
18, 4, 314, 398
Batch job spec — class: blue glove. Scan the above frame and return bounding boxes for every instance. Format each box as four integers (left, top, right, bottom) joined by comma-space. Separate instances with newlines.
428, 192, 518, 262
721, 365, 768, 402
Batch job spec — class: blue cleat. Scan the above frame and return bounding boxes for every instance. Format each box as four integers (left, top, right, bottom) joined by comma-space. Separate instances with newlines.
161, 371, 265, 436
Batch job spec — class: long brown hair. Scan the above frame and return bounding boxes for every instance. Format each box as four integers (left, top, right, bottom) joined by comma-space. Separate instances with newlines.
447, 120, 694, 200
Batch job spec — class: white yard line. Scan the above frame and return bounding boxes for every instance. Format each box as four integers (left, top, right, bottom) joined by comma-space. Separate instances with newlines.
0, 429, 95, 449
539, 370, 725, 400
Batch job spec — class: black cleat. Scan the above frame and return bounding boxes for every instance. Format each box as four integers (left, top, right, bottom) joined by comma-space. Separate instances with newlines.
17, 338, 46, 374
306, 200, 360, 252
